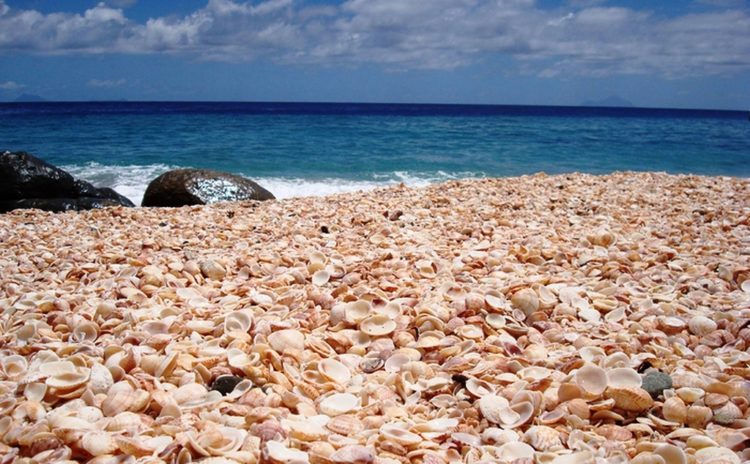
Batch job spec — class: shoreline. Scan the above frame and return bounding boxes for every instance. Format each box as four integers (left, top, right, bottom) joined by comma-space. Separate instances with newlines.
1, 172, 749, 462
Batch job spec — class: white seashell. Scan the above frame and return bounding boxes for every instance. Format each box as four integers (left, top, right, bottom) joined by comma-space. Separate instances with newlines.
318, 359, 351, 385
551, 451, 595, 464
575, 364, 608, 396
89, 363, 114, 394
485, 294, 507, 311
24, 382, 47, 402
224, 310, 253, 334
268, 329, 305, 352
496, 442, 535, 461
675, 387, 704, 403
70, 321, 99, 343
413, 418, 458, 433
46, 368, 91, 390
345, 300, 371, 324
694, 447, 740, 464
227, 348, 254, 369
312, 270, 330, 286
511, 288, 539, 316
653, 444, 686, 464
319, 393, 360, 416
81, 431, 118, 456
266, 440, 310, 463
688, 316, 717, 336
523, 425, 562, 450
578, 346, 606, 363
359, 314, 396, 337
478, 394, 510, 425
607, 368, 642, 388
485, 313, 507, 329
380, 423, 423, 446
374, 302, 401, 319
1, 355, 27, 378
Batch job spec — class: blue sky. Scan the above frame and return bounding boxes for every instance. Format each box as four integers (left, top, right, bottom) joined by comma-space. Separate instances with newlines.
0, 0, 748, 109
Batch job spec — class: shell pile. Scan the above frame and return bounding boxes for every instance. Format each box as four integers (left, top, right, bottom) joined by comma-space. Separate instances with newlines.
1, 172, 749, 464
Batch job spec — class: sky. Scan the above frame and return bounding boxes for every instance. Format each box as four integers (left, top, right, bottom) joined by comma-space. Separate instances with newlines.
0, 0, 749, 109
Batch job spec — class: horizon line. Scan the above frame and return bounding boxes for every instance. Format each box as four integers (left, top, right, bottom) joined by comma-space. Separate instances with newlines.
1, 99, 747, 113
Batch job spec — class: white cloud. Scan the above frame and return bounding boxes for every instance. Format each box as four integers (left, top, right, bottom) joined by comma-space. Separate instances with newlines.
0, 80, 23, 90
106, 0, 137, 7
87, 78, 126, 88
0, 0, 748, 78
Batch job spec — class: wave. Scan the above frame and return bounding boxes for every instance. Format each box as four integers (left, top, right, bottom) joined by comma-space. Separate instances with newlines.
62, 162, 483, 205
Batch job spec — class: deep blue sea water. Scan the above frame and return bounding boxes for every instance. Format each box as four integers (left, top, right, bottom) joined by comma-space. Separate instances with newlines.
1, 102, 748, 203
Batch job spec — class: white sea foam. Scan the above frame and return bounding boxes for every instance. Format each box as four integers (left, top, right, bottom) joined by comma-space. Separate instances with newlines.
63, 162, 480, 205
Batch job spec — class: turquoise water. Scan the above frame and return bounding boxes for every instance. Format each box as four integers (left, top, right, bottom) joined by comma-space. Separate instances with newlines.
1, 102, 748, 202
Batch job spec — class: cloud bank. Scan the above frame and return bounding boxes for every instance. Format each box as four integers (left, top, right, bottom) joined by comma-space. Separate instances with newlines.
0, 0, 748, 77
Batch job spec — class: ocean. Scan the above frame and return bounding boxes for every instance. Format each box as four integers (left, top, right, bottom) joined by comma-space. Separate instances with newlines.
1, 102, 748, 204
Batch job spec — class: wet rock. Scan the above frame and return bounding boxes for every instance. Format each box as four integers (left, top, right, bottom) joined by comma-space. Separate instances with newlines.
642, 371, 673, 399
141, 168, 275, 207
211, 375, 244, 396
0, 151, 134, 213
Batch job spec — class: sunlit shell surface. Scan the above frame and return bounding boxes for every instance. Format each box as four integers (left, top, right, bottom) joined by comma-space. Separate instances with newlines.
0, 173, 748, 463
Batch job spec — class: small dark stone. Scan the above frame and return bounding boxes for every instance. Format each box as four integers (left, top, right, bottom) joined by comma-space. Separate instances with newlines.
642, 371, 672, 399
636, 360, 653, 374
159, 222, 168, 227
320, 225, 329, 234
227, 211, 235, 219
210, 375, 244, 396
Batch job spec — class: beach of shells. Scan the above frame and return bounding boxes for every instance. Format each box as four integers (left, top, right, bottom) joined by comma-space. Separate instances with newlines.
1, 172, 749, 464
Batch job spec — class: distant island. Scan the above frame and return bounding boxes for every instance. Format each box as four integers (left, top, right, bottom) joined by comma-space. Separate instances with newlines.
13, 93, 48, 102
581, 96, 634, 108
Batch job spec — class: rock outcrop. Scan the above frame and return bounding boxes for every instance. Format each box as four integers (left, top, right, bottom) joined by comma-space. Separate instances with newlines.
0, 151, 135, 213
141, 169, 275, 207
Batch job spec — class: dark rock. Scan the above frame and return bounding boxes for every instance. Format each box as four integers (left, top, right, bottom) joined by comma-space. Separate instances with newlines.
141, 168, 275, 207
642, 370, 672, 398
0, 151, 134, 212
210, 375, 244, 396
1, 151, 78, 200
0, 197, 128, 213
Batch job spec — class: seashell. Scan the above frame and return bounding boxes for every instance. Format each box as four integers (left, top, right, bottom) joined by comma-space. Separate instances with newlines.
319, 393, 360, 416
1, 355, 27, 378
70, 321, 99, 343
89, 363, 114, 394
312, 270, 330, 286
413, 418, 458, 434
268, 329, 305, 352
550, 451, 595, 464
686, 405, 713, 428
344, 300, 371, 324
319, 359, 351, 385
676, 387, 704, 403
358, 356, 383, 373
199, 260, 226, 280
688, 316, 717, 336
524, 426, 562, 450
329, 445, 374, 464
607, 368, 642, 388
694, 447, 741, 464
327, 415, 363, 436
380, 423, 422, 446
360, 314, 396, 337
266, 440, 310, 464
496, 442, 535, 461
286, 418, 328, 441
511, 288, 539, 316
662, 397, 687, 424
46, 368, 91, 390
486, 313, 507, 329
225, 310, 253, 334
81, 431, 119, 456
478, 394, 510, 425
466, 377, 495, 397
631, 454, 666, 464
711, 402, 741, 425
566, 399, 590, 420
485, 294, 507, 311
579, 346, 606, 363
606, 386, 653, 412
24, 382, 47, 402
575, 365, 608, 396
653, 444, 686, 464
